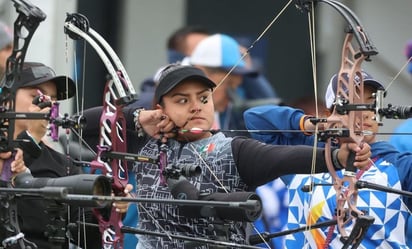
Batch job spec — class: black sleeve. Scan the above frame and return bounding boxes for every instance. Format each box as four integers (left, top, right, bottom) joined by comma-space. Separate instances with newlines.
16, 130, 42, 165
231, 137, 337, 188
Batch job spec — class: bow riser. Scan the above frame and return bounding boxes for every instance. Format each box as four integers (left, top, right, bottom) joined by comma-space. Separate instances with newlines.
64, 13, 137, 249
305, 1, 378, 247
324, 26, 375, 248
88, 75, 129, 249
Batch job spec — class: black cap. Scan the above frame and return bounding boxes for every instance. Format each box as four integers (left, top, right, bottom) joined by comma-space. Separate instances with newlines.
325, 70, 384, 109
16, 62, 76, 100
154, 65, 216, 104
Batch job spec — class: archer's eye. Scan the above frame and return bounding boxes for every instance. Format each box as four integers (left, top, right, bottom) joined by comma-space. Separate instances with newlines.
177, 98, 188, 104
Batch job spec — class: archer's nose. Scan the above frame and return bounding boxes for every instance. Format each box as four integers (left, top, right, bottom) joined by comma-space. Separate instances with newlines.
362, 111, 374, 120
190, 104, 201, 114
190, 108, 201, 114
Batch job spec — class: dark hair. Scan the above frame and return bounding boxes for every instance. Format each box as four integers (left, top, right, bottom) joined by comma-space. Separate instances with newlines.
167, 26, 210, 52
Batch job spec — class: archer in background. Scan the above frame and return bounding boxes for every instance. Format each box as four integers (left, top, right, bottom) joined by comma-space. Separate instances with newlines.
133, 26, 280, 131
244, 71, 411, 248
3, 62, 130, 249
122, 63, 370, 248
131, 25, 210, 110
389, 39, 412, 249
182, 33, 280, 136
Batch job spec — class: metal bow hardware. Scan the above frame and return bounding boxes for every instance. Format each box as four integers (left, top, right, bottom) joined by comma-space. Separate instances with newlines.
297, 0, 377, 247
49, 102, 87, 142
64, 13, 138, 249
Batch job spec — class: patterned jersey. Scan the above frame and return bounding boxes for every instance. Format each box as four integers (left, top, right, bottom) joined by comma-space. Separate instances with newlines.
284, 157, 409, 249
133, 133, 248, 249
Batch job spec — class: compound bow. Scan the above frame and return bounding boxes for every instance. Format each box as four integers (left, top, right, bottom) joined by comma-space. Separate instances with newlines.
63, 12, 138, 249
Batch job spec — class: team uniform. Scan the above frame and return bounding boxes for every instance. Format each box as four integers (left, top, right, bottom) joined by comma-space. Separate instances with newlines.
244, 105, 411, 248
128, 129, 342, 249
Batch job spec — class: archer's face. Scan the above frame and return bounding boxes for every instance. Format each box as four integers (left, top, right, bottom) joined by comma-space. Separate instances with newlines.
159, 80, 215, 141
361, 85, 379, 144
183, 33, 208, 56
15, 81, 57, 133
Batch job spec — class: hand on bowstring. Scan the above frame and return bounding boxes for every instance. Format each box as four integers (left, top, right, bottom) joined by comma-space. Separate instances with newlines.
112, 183, 134, 213
337, 142, 371, 170
138, 109, 176, 142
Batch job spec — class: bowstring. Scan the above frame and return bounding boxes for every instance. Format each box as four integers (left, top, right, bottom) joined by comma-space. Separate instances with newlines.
181, 0, 293, 126
64, 29, 91, 249
172, 2, 294, 247
213, 1, 293, 247
384, 55, 412, 93
212, 0, 293, 93
305, 1, 321, 242
138, 203, 173, 241
175, 113, 271, 248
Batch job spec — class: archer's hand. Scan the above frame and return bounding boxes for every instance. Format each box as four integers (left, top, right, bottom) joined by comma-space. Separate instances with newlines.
0, 149, 28, 176
338, 142, 371, 170
139, 109, 176, 142
11, 149, 28, 175
112, 184, 133, 213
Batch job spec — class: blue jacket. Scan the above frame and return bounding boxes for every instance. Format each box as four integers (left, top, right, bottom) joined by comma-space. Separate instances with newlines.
244, 105, 412, 206
390, 118, 412, 153
244, 105, 412, 248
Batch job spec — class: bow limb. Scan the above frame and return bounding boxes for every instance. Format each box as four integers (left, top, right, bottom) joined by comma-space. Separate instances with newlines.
64, 13, 137, 249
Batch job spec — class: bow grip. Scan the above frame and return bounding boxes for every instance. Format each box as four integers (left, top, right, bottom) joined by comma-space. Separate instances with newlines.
344, 150, 356, 176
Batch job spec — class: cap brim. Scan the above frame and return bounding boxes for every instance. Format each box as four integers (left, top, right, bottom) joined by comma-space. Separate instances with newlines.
162, 75, 216, 96
23, 75, 76, 100
364, 79, 384, 90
